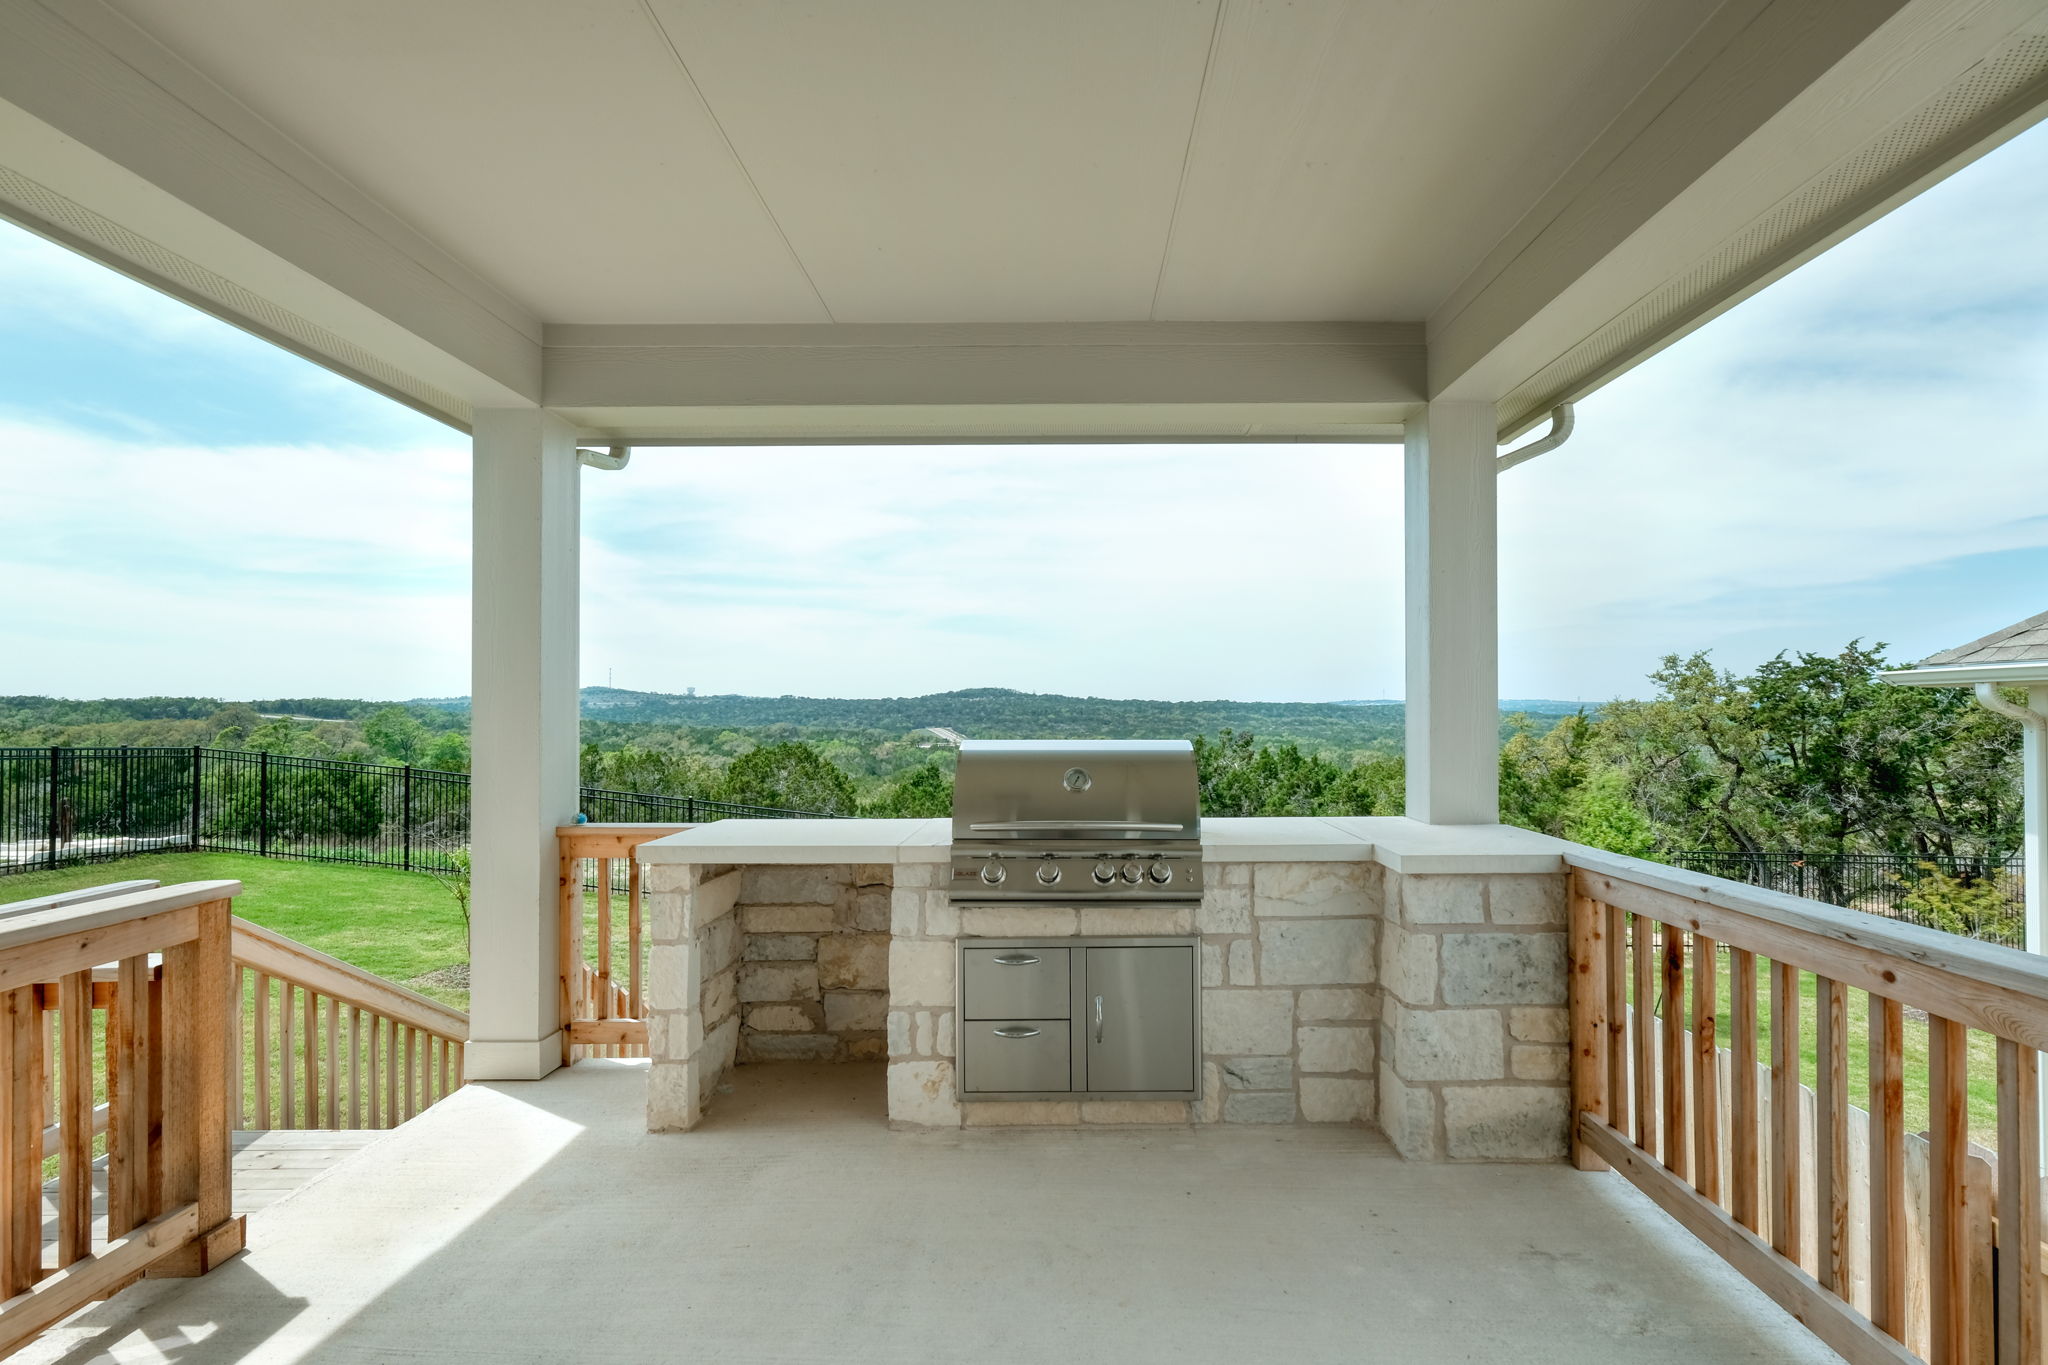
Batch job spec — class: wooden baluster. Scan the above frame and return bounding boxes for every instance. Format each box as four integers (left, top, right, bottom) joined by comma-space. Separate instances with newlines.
1730, 948, 1760, 1232
1568, 885, 1608, 1169
404, 1028, 418, 1119
455, 1042, 464, 1088
279, 980, 297, 1130
57, 970, 93, 1266
0, 984, 40, 1298
557, 851, 580, 1068
1632, 914, 1655, 1156
1769, 960, 1801, 1262
384, 1016, 398, 1124
146, 965, 164, 1215
1814, 975, 1848, 1295
253, 971, 272, 1129
347, 1006, 362, 1128
108, 954, 149, 1234
437, 1037, 450, 1101
1661, 923, 1688, 1180
324, 995, 339, 1129
629, 857, 644, 1020
1603, 904, 1626, 1139
229, 966, 245, 1130
597, 856, 614, 1021
1869, 994, 1906, 1341
1996, 1037, 2040, 1365
1692, 934, 1720, 1204
42, 1002, 57, 1135
368, 1011, 383, 1127
156, 897, 234, 1275
1930, 1015, 1970, 1364
303, 988, 320, 1130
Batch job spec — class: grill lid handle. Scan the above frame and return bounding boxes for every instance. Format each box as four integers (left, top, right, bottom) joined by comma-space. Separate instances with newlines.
966, 820, 1186, 833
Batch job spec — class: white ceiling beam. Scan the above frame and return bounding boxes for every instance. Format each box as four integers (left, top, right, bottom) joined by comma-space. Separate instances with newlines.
0, 0, 542, 425
542, 322, 1424, 443
1430, 0, 2048, 438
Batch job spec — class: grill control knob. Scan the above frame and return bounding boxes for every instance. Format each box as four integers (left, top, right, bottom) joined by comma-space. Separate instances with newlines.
1092, 861, 1117, 884
1148, 859, 1174, 885
1036, 858, 1061, 886
979, 860, 1006, 886
1119, 861, 1144, 884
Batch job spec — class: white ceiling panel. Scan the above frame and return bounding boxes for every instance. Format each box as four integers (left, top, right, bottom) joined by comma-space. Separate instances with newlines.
107, 0, 831, 322
645, 0, 1220, 322
1153, 0, 1722, 320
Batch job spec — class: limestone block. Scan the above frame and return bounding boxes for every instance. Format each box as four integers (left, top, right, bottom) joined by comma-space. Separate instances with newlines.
889, 940, 954, 1008
1443, 1086, 1569, 1160
1379, 921, 1437, 1005
1508, 1007, 1569, 1043
1512, 1044, 1569, 1082
1080, 905, 1195, 936
958, 906, 1078, 938
1297, 1026, 1374, 1075
1223, 1091, 1297, 1124
1220, 1056, 1294, 1090
1387, 1001, 1503, 1082
1488, 874, 1567, 926
893, 861, 944, 890
1257, 918, 1374, 986
888, 1060, 961, 1127
1254, 862, 1373, 918
1083, 1101, 1190, 1124
1201, 990, 1295, 1055
1296, 988, 1373, 1022
647, 889, 686, 942
646, 1060, 698, 1132
694, 870, 742, 925
1228, 939, 1256, 986
825, 990, 888, 1032
737, 961, 819, 1003
1198, 1062, 1225, 1124
1439, 933, 1566, 1006
743, 904, 838, 934
887, 1010, 915, 1058
847, 1036, 888, 1061
1300, 1077, 1373, 1124
645, 1011, 673, 1058
891, 889, 922, 937
744, 1033, 839, 1062
913, 1011, 933, 1056
1197, 886, 1252, 935
1396, 875, 1487, 925
743, 933, 819, 962
819, 933, 889, 990
935, 1011, 955, 1059
922, 895, 959, 938
642, 864, 695, 896
964, 1101, 1080, 1126
1210, 863, 1251, 888
700, 968, 736, 1027
645, 943, 696, 1012
702, 1016, 739, 1087
699, 917, 743, 975
741, 865, 840, 905
853, 863, 891, 888
852, 886, 892, 931
1201, 941, 1224, 987
1378, 1063, 1438, 1160
745, 1003, 818, 1033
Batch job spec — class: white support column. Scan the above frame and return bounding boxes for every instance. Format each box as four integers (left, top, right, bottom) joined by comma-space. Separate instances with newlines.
1403, 400, 1499, 825
466, 409, 582, 1079
2026, 686, 2046, 956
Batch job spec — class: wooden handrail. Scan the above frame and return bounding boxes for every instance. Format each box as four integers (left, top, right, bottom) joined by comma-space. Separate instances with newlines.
231, 919, 467, 1040
1569, 856, 2048, 1364
556, 824, 690, 1064
0, 882, 246, 1356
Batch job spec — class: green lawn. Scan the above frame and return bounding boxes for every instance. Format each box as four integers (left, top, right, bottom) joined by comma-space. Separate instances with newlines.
1, 852, 471, 1010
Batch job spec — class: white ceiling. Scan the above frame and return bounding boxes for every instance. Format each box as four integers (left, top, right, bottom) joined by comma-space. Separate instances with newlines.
108, 0, 1720, 327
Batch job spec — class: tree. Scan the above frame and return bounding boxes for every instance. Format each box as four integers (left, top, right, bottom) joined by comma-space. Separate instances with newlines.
862, 761, 953, 817
719, 741, 858, 815
364, 706, 431, 766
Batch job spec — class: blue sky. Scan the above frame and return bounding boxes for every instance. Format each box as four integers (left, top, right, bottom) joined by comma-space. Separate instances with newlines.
2, 121, 2045, 704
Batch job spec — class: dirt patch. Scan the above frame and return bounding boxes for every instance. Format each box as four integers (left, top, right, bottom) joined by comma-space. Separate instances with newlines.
409, 962, 470, 991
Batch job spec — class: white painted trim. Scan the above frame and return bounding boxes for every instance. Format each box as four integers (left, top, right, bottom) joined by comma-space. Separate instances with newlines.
461, 1033, 567, 1083
1882, 663, 2048, 686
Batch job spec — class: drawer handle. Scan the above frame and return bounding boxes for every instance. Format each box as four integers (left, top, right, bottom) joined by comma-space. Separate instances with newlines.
1092, 994, 1105, 1044
991, 953, 1041, 966
992, 1025, 1042, 1039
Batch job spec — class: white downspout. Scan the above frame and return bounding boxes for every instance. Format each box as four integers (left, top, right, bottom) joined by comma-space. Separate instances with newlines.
1495, 404, 1575, 473
1974, 682, 2048, 955
576, 445, 631, 471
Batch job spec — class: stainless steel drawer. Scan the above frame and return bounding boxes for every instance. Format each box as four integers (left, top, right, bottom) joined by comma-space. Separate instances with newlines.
962, 947, 1070, 1020
960, 1021, 1072, 1094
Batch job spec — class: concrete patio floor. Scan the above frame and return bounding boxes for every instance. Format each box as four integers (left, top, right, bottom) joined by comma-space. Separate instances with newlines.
23, 1060, 1836, 1363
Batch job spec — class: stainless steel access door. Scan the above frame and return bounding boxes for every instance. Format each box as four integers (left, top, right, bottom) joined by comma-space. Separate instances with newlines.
1084, 945, 1196, 1093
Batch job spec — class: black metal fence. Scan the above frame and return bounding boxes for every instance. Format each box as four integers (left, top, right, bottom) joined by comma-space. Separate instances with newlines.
0, 746, 830, 878
1669, 850, 2028, 948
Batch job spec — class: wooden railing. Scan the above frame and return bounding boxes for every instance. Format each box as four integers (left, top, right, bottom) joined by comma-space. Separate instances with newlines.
229, 919, 468, 1130
0, 882, 247, 1357
1568, 853, 2048, 1365
556, 824, 690, 1063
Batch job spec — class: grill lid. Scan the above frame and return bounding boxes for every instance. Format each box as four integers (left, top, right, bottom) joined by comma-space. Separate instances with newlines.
950, 739, 1200, 847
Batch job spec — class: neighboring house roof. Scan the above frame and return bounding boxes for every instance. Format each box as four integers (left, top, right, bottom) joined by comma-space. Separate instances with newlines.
1883, 610, 2048, 687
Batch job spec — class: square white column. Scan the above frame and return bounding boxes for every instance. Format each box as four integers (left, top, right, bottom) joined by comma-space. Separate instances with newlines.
1404, 400, 1499, 825
466, 409, 581, 1079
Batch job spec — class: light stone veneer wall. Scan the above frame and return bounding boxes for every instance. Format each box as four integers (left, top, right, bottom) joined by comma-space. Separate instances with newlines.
733, 864, 890, 1064
1376, 871, 1570, 1161
886, 860, 1379, 1131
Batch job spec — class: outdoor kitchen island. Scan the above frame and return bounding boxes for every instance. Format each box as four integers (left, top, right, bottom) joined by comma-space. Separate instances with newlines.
635, 812, 1582, 1161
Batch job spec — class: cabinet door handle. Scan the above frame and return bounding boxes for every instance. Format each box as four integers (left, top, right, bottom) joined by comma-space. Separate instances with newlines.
991, 953, 1041, 966
1092, 994, 1105, 1044
992, 1025, 1041, 1039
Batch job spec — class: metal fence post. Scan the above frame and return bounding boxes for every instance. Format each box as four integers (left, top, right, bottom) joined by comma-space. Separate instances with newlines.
402, 765, 413, 871
258, 750, 271, 857
46, 744, 59, 870
190, 745, 203, 851
118, 744, 131, 837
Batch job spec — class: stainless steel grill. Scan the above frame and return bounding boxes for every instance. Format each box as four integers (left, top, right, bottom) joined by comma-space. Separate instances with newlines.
948, 740, 1203, 902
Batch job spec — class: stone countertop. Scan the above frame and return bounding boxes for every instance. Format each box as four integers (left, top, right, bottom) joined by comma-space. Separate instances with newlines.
631, 815, 1571, 874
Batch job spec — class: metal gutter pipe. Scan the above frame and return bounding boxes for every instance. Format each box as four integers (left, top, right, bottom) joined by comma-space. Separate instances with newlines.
576, 445, 631, 470
1495, 403, 1574, 473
